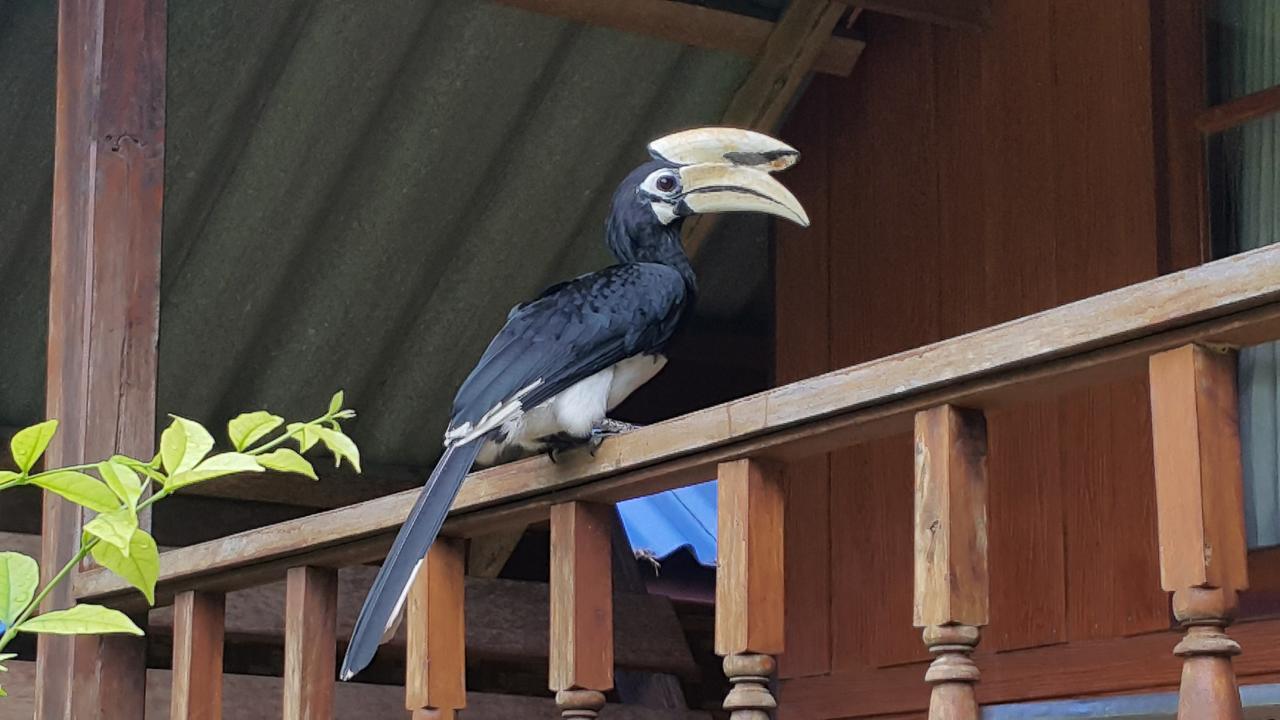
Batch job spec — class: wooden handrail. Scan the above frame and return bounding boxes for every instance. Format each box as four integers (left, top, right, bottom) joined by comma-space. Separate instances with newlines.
75, 242, 1280, 609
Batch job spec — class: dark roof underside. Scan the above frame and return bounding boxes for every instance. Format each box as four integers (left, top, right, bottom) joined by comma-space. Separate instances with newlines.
0, 0, 776, 472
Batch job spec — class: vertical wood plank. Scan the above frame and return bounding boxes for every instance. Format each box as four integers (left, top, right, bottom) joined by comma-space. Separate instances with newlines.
550, 502, 613, 718
171, 591, 225, 720
284, 566, 338, 720
1149, 344, 1248, 720
717, 458, 785, 719
42, 0, 165, 716
406, 538, 466, 718
776, 73, 832, 681
1151, 0, 1209, 274
914, 405, 989, 720
827, 12, 939, 671
977, 0, 1068, 654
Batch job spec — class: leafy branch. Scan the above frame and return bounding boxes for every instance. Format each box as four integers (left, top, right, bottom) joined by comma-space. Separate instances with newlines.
0, 391, 360, 697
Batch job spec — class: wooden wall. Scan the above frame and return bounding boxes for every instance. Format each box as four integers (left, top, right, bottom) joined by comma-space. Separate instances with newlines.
771, 1, 1272, 717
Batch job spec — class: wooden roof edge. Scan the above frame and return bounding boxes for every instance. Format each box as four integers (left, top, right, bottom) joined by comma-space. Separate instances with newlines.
490, 0, 864, 77
74, 242, 1280, 608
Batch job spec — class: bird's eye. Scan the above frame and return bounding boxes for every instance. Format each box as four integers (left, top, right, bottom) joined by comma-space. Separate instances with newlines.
655, 174, 678, 193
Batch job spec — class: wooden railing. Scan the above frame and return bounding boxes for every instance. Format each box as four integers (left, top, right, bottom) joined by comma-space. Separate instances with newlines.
71, 242, 1280, 719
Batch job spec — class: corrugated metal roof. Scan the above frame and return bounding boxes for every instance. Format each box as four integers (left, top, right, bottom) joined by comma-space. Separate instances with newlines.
618, 480, 717, 566
0, 0, 782, 556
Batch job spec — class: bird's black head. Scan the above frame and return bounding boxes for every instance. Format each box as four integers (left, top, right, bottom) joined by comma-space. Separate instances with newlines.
605, 128, 810, 281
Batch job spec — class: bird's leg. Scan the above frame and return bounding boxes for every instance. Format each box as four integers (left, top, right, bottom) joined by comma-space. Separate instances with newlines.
542, 432, 588, 465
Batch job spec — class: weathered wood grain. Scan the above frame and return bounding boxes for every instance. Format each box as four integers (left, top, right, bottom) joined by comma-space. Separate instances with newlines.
549, 502, 614, 695
171, 591, 225, 720
44, 0, 166, 714
406, 539, 466, 715
283, 567, 338, 720
716, 459, 784, 657
74, 243, 1280, 607
489, 0, 863, 76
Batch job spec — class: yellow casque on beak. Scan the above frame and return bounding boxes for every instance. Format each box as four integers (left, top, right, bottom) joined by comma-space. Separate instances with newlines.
677, 163, 810, 227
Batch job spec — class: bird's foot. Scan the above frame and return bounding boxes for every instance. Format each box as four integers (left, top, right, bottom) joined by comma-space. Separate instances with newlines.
593, 418, 644, 436
587, 419, 645, 458
542, 432, 585, 465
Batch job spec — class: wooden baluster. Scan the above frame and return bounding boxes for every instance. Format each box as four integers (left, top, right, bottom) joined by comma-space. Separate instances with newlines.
284, 566, 338, 720
913, 405, 989, 720
715, 458, 784, 720
171, 591, 225, 720
406, 537, 467, 719
550, 502, 614, 719
1149, 344, 1249, 720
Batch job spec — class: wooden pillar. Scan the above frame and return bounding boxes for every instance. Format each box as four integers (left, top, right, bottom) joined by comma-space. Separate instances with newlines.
42, 0, 165, 716
1149, 344, 1248, 720
550, 502, 614, 719
284, 567, 338, 720
171, 591, 226, 720
715, 458, 784, 720
913, 405, 989, 720
406, 538, 467, 719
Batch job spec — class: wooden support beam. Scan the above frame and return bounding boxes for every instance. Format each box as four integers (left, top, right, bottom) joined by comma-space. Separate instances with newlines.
171, 591, 225, 720
913, 405, 989, 720
1197, 84, 1280, 136
1148, 345, 1249, 720
550, 502, 614, 719
406, 538, 467, 719
284, 567, 338, 720
682, 0, 861, 259
489, 0, 862, 77
715, 459, 784, 719
43, 0, 165, 715
74, 243, 1280, 608
467, 528, 526, 578
838, 0, 989, 30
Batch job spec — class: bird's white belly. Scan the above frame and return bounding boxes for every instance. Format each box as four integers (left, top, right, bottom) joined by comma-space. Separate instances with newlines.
474, 354, 667, 465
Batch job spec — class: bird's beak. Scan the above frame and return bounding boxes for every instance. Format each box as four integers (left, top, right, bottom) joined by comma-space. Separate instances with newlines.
677, 163, 810, 227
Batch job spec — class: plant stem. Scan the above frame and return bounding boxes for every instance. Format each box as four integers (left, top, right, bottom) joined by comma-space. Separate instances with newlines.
246, 413, 329, 456
0, 539, 97, 652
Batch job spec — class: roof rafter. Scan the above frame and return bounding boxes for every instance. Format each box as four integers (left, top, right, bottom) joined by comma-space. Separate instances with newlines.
684, 0, 863, 258
837, 0, 990, 30
489, 0, 864, 76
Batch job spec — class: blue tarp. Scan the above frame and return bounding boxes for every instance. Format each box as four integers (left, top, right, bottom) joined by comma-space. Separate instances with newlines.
617, 480, 717, 567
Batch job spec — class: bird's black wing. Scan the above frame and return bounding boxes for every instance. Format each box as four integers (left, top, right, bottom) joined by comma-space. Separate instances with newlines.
450, 262, 689, 431
341, 262, 687, 681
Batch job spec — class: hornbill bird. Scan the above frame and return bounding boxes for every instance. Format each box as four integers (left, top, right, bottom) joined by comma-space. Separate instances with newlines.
340, 127, 809, 681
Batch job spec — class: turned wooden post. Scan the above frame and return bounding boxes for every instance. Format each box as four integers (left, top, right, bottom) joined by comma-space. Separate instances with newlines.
716, 458, 784, 720
406, 538, 467, 719
1149, 344, 1249, 720
913, 405, 989, 720
550, 502, 614, 719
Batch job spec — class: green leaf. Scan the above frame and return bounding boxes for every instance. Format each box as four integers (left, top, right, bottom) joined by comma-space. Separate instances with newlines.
90, 530, 159, 605
167, 452, 263, 490
16, 604, 143, 636
0, 654, 14, 663
227, 411, 283, 452
29, 471, 119, 513
159, 416, 214, 476
256, 448, 317, 480
112, 455, 168, 487
0, 470, 21, 486
98, 461, 143, 508
10, 419, 57, 473
83, 506, 138, 556
0, 552, 38, 626
328, 390, 345, 416
316, 427, 361, 472
287, 423, 321, 453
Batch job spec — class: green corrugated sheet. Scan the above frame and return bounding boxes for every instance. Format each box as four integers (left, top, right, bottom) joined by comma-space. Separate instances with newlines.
0, 0, 776, 470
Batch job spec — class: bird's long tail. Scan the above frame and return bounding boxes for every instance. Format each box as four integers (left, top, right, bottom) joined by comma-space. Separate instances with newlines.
339, 438, 485, 681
